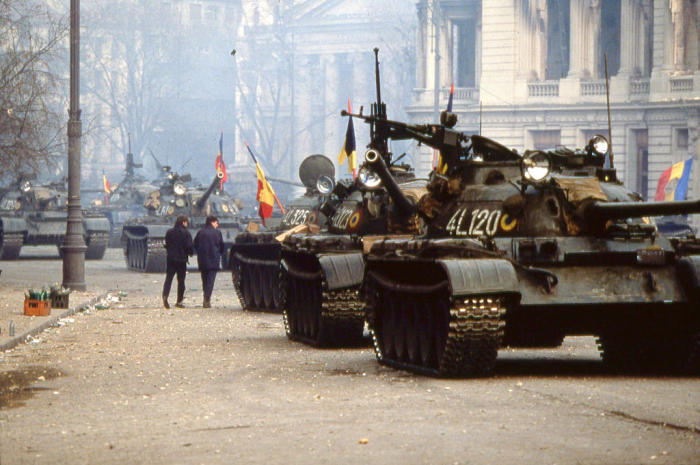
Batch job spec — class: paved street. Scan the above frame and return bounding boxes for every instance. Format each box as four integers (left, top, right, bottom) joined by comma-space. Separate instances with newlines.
0, 248, 698, 464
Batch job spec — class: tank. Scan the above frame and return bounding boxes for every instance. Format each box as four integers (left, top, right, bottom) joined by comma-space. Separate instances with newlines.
90, 150, 165, 247
122, 171, 244, 272
358, 112, 700, 377
0, 177, 110, 259
228, 154, 335, 312
278, 49, 427, 347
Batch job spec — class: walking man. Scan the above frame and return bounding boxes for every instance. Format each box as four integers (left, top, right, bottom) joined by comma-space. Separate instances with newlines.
194, 215, 224, 308
162, 214, 194, 309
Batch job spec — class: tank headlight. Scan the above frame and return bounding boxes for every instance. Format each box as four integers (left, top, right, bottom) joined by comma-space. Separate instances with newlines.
589, 135, 609, 157
173, 183, 187, 195
175, 198, 186, 208
20, 180, 32, 192
522, 151, 551, 182
358, 166, 382, 189
316, 175, 335, 195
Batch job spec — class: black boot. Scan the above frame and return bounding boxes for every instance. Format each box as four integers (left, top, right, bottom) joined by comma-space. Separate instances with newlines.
162, 296, 170, 309
203, 297, 211, 308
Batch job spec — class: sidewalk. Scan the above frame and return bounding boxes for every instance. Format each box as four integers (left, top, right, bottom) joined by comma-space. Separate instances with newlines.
0, 250, 111, 352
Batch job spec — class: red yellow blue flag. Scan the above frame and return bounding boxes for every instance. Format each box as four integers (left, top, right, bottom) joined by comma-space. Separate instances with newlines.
338, 100, 356, 177
654, 158, 693, 201
215, 132, 228, 189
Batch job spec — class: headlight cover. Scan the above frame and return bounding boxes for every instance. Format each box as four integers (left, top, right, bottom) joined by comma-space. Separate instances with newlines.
358, 166, 381, 189
173, 183, 187, 195
316, 175, 334, 195
521, 151, 551, 182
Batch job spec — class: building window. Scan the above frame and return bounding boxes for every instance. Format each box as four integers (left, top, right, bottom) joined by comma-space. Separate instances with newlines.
451, 19, 477, 88
530, 130, 561, 150
599, 0, 621, 77
676, 128, 689, 150
634, 130, 649, 199
545, 0, 569, 79
205, 5, 217, 23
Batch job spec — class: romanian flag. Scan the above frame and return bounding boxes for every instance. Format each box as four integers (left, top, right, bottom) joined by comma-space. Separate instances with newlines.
338, 100, 356, 176
103, 175, 111, 204
215, 132, 228, 190
256, 163, 275, 226
654, 158, 693, 201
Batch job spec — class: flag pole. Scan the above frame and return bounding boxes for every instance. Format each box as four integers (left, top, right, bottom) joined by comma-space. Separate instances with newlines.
244, 142, 286, 214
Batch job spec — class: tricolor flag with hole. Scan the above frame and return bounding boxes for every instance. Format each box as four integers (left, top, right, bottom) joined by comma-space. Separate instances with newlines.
654, 158, 693, 201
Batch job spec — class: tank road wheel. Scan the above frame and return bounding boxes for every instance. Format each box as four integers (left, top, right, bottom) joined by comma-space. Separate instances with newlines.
242, 265, 254, 310
418, 297, 435, 368
261, 266, 274, 310
433, 297, 450, 370
405, 300, 421, 365
380, 293, 397, 359
252, 265, 264, 309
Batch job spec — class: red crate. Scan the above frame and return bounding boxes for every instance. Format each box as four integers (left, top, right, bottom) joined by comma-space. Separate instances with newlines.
24, 299, 51, 316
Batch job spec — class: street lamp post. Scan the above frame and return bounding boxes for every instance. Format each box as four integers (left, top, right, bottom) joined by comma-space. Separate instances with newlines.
62, 0, 87, 291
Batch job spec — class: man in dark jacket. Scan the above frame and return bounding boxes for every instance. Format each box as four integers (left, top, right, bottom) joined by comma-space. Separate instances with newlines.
162, 215, 194, 308
194, 215, 224, 308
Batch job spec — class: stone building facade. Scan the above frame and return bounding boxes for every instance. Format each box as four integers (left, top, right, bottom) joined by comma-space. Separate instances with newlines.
409, 0, 700, 201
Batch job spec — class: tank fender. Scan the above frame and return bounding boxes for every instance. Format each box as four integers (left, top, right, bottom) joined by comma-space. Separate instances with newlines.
83, 216, 111, 233
677, 256, 700, 300
0, 216, 28, 234
437, 258, 521, 301
318, 252, 364, 291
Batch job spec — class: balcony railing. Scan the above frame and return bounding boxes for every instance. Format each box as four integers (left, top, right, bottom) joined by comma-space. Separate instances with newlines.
630, 79, 650, 95
443, 86, 479, 103
670, 76, 694, 92
528, 81, 559, 97
580, 80, 606, 96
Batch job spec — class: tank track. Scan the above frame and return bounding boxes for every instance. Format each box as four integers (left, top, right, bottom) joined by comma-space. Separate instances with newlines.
0, 232, 24, 260
125, 237, 166, 272
366, 277, 505, 377
280, 264, 365, 347
85, 232, 109, 260
231, 252, 281, 312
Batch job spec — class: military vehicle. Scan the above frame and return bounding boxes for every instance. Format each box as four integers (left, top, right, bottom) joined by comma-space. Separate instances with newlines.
278, 48, 428, 347
123, 171, 243, 272
0, 177, 110, 259
91, 149, 167, 247
354, 109, 700, 377
228, 154, 335, 312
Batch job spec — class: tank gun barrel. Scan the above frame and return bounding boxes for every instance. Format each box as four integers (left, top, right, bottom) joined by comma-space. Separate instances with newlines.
196, 172, 224, 209
266, 177, 305, 188
365, 149, 416, 217
584, 198, 700, 223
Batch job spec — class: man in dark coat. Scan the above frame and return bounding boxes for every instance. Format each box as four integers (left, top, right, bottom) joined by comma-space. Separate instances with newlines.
162, 214, 194, 308
194, 215, 224, 308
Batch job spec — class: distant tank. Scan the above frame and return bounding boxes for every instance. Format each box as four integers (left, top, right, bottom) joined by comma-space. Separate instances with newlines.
0, 176, 110, 259
91, 149, 166, 247
122, 171, 243, 272
229, 154, 335, 312
357, 110, 700, 377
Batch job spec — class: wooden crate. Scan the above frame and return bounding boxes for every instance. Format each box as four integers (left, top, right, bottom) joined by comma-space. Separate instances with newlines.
24, 299, 51, 316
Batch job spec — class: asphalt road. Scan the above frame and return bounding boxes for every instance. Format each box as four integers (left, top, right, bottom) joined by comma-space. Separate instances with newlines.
0, 248, 698, 464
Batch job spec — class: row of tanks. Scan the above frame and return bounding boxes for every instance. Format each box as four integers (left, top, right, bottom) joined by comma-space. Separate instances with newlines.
0, 176, 110, 260
122, 170, 244, 272
229, 49, 700, 377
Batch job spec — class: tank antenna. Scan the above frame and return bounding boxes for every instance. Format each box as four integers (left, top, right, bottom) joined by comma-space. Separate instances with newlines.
604, 53, 614, 168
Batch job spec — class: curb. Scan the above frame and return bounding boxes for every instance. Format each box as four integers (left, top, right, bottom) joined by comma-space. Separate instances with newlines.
0, 292, 112, 353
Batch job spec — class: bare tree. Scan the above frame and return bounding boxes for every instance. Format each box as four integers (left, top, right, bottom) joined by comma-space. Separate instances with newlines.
81, 0, 181, 170
0, 0, 68, 182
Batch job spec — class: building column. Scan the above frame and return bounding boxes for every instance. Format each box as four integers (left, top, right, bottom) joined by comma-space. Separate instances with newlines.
650, 0, 673, 97
295, 54, 314, 171
618, 0, 640, 76
323, 54, 341, 162
567, 0, 587, 78
567, 0, 601, 79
